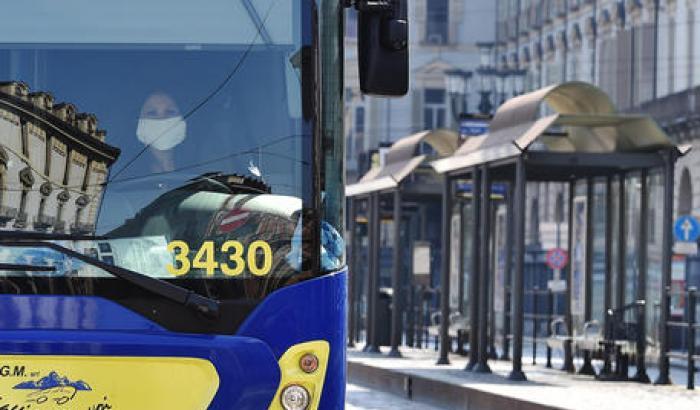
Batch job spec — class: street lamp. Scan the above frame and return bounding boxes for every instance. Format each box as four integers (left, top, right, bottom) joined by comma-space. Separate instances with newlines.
477, 42, 495, 68
476, 66, 497, 115
476, 42, 496, 115
510, 68, 527, 97
444, 68, 472, 124
495, 68, 511, 107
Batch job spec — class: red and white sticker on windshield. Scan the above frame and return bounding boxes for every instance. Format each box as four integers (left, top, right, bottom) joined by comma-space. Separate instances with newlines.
218, 208, 249, 234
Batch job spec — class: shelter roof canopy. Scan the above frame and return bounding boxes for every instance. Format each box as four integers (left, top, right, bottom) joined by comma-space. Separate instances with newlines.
347, 129, 459, 197
432, 81, 686, 175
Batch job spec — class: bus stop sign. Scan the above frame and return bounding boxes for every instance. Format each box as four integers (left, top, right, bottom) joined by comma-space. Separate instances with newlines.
545, 248, 569, 270
674, 215, 700, 242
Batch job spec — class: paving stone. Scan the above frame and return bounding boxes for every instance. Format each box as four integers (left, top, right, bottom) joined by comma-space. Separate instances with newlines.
348, 347, 700, 410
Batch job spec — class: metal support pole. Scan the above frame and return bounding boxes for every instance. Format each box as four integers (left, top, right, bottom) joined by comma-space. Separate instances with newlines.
475, 165, 492, 373
509, 157, 527, 381
363, 196, 374, 351
416, 286, 424, 348
406, 285, 415, 347
489, 201, 499, 360
458, 201, 466, 315
532, 288, 538, 365
438, 177, 453, 365
579, 179, 596, 375
466, 168, 482, 371
457, 200, 467, 356
633, 170, 650, 382
687, 287, 697, 390
367, 193, 381, 353
616, 173, 629, 379
389, 190, 404, 357
348, 197, 357, 347
546, 290, 553, 368
655, 151, 675, 385
563, 181, 575, 372
406, 212, 417, 348
500, 183, 514, 360
601, 176, 614, 376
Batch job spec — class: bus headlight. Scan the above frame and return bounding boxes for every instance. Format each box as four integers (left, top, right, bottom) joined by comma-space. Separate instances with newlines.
299, 353, 319, 373
280, 384, 310, 410
268, 340, 329, 410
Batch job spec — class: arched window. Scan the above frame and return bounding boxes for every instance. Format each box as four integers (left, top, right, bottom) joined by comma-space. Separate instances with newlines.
678, 167, 693, 216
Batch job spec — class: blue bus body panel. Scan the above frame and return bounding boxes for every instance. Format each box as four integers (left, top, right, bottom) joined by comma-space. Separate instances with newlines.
0, 295, 166, 331
0, 269, 347, 409
0, 329, 280, 408
237, 268, 347, 410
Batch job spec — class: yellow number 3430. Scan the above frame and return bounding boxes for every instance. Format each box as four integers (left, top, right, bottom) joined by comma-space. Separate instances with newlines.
166, 240, 273, 277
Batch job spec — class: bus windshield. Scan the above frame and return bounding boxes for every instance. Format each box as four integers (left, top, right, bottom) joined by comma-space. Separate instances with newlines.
0, 0, 340, 301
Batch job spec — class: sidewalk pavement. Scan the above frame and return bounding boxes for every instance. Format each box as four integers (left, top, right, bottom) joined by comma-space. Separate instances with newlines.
346, 383, 444, 410
347, 346, 699, 410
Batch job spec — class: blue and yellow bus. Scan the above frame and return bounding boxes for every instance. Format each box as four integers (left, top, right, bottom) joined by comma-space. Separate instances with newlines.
0, 1, 406, 409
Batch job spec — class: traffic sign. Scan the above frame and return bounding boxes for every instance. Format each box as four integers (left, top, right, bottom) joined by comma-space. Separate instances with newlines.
459, 119, 489, 137
545, 248, 569, 270
674, 215, 700, 242
547, 279, 567, 292
674, 241, 698, 255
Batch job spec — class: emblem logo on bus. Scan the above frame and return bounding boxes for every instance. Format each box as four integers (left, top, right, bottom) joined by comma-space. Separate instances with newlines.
13, 371, 91, 406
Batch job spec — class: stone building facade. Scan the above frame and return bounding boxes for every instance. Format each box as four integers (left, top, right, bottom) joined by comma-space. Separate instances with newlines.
0, 81, 119, 234
494, 0, 700, 251
344, 1, 497, 182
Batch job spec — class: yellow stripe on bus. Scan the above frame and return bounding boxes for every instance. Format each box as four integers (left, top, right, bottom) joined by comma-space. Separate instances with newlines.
0, 355, 219, 409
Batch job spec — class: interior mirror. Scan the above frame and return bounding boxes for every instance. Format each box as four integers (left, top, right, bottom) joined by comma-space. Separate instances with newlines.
353, 0, 408, 96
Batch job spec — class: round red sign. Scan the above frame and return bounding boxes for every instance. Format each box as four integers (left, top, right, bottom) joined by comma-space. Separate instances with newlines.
545, 248, 569, 270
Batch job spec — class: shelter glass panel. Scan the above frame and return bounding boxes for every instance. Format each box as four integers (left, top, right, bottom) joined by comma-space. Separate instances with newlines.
625, 173, 641, 306
570, 182, 587, 333
610, 179, 620, 308
646, 171, 664, 350
460, 200, 473, 318
591, 180, 607, 324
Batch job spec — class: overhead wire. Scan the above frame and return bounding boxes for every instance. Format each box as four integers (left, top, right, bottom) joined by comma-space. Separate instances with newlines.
108, 0, 282, 183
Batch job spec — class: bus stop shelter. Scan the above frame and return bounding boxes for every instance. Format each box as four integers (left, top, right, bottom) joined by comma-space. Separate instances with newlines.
431, 81, 690, 382
346, 129, 459, 357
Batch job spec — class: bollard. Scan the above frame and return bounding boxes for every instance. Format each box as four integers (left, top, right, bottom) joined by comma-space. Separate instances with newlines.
546, 290, 553, 368
407, 286, 415, 347
416, 292, 424, 349
687, 287, 697, 390
532, 288, 538, 365
634, 299, 648, 382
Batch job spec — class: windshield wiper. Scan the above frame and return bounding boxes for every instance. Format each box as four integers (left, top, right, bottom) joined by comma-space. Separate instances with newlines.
0, 239, 219, 318
0, 263, 56, 272
185, 172, 271, 195
0, 231, 105, 241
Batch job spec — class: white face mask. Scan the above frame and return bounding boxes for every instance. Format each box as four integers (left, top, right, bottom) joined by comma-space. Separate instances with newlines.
136, 116, 187, 151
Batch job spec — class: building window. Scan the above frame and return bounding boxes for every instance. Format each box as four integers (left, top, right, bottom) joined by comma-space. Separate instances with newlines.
346, 106, 365, 163
353, 106, 365, 158
354, 106, 365, 134
426, 0, 449, 45
668, 18, 675, 92
345, 8, 358, 38
423, 88, 446, 130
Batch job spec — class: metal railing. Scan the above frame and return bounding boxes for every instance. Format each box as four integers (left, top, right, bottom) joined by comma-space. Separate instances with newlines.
663, 287, 698, 390
521, 287, 560, 368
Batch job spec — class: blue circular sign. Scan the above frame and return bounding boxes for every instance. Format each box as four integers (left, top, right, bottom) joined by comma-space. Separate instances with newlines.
674, 215, 700, 242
